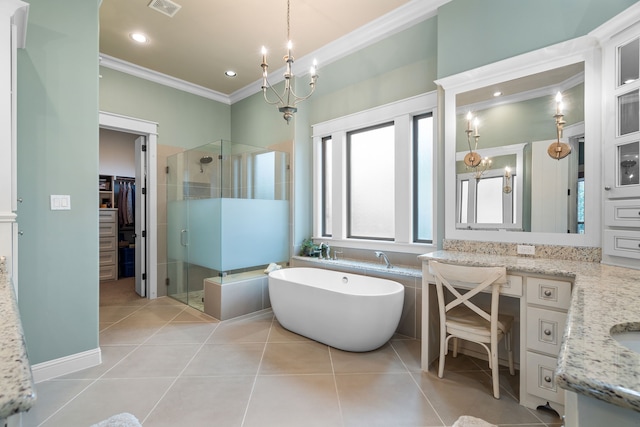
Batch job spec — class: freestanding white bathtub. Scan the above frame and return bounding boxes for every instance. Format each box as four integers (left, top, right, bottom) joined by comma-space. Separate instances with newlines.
268, 267, 405, 352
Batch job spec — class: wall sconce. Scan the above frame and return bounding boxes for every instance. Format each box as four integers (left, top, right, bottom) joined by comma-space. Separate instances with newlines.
547, 92, 572, 160
503, 166, 512, 194
465, 112, 492, 179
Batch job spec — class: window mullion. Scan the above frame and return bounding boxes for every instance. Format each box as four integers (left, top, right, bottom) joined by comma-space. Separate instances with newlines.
395, 115, 411, 244
332, 131, 346, 240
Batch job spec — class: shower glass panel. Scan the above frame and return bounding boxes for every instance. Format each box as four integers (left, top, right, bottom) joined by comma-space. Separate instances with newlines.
166, 140, 290, 312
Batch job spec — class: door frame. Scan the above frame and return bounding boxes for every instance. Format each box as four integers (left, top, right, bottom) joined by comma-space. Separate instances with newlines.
99, 111, 158, 299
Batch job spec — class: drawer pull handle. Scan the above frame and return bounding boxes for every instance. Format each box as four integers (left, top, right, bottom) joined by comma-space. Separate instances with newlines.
604, 186, 611, 191
544, 376, 552, 383
544, 290, 553, 297
544, 329, 552, 336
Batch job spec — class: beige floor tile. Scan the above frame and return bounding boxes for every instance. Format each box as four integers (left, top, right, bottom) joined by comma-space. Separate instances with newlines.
125, 305, 185, 322
99, 305, 142, 322
243, 374, 342, 427
335, 372, 442, 427
267, 319, 309, 342
21, 379, 94, 426
411, 368, 541, 426
60, 345, 137, 380
37, 378, 173, 427
172, 306, 219, 322
331, 343, 408, 374
102, 344, 200, 378
142, 376, 255, 427
182, 343, 265, 376
145, 322, 218, 344
259, 342, 333, 375
207, 317, 273, 344
391, 338, 423, 372
99, 321, 166, 345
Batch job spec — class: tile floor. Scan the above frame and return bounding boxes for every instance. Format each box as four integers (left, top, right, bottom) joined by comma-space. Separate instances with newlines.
22, 278, 563, 427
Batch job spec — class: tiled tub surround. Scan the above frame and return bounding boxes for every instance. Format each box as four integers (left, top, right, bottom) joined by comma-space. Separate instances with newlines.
0, 257, 36, 420
290, 256, 422, 340
419, 250, 640, 415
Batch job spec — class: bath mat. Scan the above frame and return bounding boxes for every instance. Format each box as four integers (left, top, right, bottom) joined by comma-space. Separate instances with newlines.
90, 412, 142, 427
452, 415, 497, 427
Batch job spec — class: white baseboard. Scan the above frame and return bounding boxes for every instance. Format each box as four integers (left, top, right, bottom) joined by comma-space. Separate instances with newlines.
31, 347, 102, 383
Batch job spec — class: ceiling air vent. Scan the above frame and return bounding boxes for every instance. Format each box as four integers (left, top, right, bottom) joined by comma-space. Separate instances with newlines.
148, 0, 182, 18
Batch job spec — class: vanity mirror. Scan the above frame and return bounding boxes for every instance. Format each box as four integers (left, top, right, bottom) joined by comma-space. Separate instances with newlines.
437, 36, 602, 246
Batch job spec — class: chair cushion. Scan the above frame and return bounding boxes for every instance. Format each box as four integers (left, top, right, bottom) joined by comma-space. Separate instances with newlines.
445, 306, 513, 338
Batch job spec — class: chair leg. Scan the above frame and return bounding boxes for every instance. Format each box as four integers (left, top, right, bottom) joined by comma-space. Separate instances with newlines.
452, 337, 458, 358
491, 341, 500, 399
438, 336, 446, 378
507, 331, 515, 376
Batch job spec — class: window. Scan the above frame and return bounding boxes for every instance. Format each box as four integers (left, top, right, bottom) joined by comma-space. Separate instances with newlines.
347, 124, 395, 240
322, 137, 332, 236
313, 93, 437, 251
414, 113, 434, 242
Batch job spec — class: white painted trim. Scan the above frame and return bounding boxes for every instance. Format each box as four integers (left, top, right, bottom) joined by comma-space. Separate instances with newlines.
99, 54, 231, 105
590, 2, 640, 43
440, 37, 602, 247
31, 347, 101, 383
98, 0, 450, 105
99, 111, 159, 299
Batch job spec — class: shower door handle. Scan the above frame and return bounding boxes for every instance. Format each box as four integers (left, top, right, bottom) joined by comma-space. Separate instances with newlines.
180, 229, 189, 246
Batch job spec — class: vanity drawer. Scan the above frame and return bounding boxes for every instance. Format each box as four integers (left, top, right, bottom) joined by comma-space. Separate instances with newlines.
604, 229, 640, 260
605, 200, 640, 227
526, 277, 571, 310
525, 351, 564, 405
526, 306, 567, 356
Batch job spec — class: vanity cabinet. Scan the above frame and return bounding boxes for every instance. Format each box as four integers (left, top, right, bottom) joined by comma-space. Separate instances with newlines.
521, 277, 571, 412
421, 266, 572, 416
599, 20, 640, 268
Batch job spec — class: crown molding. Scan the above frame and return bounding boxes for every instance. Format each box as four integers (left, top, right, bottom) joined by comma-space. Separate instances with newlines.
99, 54, 232, 104
230, 0, 450, 104
100, 0, 450, 106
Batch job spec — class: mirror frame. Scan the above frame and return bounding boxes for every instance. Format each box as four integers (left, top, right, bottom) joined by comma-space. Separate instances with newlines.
436, 35, 602, 247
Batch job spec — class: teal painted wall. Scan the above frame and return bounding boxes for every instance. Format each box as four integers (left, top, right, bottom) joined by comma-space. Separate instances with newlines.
17, 0, 100, 364
99, 67, 231, 148
438, 0, 638, 78
13, 0, 640, 366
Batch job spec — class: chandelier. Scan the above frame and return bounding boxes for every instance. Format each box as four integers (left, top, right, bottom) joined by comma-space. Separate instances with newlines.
260, 0, 318, 124
464, 112, 492, 179
547, 91, 571, 160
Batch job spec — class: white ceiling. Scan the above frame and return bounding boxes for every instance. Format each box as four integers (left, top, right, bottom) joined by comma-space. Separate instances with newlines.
99, 0, 445, 102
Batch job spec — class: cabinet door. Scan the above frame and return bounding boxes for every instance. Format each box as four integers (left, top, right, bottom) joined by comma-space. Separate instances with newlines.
604, 36, 640, 199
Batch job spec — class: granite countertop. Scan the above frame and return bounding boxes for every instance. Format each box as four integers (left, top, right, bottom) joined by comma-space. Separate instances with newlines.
291, 255, 422, 278
418, 250, 640, 413
0, 258, 36, 419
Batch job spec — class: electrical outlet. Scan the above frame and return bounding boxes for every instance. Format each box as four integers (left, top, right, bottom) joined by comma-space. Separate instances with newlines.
517, 244, 535, 255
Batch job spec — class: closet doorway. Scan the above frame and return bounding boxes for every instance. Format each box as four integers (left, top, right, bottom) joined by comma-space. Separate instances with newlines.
99, 112, 158, 299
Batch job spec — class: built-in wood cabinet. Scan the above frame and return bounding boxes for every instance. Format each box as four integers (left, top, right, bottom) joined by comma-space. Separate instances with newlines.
421, 268, 572, 416
99, 208, 117, 281
598, 16, 640, 268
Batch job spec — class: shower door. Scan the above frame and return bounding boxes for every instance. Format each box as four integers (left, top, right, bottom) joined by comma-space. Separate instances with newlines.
166, 144, 222, 311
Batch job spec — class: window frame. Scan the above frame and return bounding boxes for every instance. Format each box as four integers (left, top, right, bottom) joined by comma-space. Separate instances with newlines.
311, 92, 438, 253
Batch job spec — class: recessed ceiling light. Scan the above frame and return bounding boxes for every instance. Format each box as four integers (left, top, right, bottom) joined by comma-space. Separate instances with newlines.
493, 91, 502, 97
225, 70, 237, 77
130, 33, 148, 43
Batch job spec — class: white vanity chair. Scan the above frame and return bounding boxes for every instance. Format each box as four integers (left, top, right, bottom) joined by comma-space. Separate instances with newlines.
429, 260, 515, 399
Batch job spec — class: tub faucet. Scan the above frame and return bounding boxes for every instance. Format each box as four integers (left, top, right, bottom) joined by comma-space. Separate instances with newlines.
375, 251, 392, 269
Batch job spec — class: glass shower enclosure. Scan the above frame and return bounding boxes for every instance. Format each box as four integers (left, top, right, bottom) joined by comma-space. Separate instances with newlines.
166, 140, 290, 314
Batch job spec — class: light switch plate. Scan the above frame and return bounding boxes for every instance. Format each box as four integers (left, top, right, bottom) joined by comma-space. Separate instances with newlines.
50, 195, 71, 210
517, 244, 535, 255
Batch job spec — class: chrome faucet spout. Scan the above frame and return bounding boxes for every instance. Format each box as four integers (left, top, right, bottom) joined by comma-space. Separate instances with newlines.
375, 251, 392, 268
